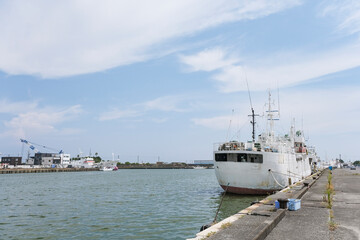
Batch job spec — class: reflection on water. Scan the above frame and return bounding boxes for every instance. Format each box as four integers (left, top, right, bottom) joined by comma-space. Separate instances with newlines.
0, 170, 265, 239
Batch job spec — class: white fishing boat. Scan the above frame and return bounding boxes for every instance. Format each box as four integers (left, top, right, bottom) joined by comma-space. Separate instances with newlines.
99, 166, 114, 171
70, 157, 95, 168
193, 166, 206, 169
214, 92, 313, 195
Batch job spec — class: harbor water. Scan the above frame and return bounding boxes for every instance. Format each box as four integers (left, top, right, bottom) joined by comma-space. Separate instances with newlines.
0, 169, 264, 239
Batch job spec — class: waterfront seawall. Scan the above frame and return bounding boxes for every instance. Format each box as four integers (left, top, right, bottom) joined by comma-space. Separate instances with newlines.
0, 168, 99, 174
189, 167, 360, 240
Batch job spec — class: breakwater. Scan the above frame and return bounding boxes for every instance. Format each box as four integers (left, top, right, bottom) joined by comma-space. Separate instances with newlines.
117, 165, 194, 169
0, 167, 99, 174
0, 164, 209, 174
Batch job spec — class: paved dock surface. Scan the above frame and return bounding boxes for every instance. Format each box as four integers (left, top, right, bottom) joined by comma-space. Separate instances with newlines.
266, 168, 360, 240
192, 168, 359, 240
331, 168, 360, 239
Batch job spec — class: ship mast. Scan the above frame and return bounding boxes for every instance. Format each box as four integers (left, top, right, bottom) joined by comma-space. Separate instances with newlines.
245, 74, 258, 142
268, 91, 274, 136
266, 90, 279, 139
249, 108, 257, 142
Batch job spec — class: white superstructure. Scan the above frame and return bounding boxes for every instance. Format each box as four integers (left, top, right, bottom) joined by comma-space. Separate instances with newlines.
60, 153, 71, 165
214, 92, 313, 194
70, 157, 95, 168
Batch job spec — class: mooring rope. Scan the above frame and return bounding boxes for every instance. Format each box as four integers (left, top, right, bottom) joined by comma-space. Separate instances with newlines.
213, 183, 230, 224
270, 169, 302, 178
269, 170, 286, 188
287, 170, 304, 178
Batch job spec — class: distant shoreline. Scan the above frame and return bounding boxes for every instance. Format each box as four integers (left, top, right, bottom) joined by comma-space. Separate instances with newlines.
0, 167, 98, 174
0, 165, 213, 174
117, 166, 194, 169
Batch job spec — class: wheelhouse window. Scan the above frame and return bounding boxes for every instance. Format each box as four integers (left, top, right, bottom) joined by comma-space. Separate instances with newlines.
248, 154, 263, 163
216, 153, 263, 163
237, 154, 247, 162
237, 153, 263, 163
215, 153, 227, 162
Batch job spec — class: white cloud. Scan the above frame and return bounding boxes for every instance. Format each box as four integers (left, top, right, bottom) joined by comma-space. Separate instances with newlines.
57, 128, 85, 136
191, 86, 360, 138
151, 118, 168, 123
321, 0, 360, 36
0, 0, 301, 78
99, 95, 189, 121
180, 1, 360, 92
278, 87, 360, 135
0, 99, 38, 114
190, 87, 360, 160
181, 43, 360, 92
143, 96, 187, 112
179, 48, 239, 72
1, 102, 83, 138
187, 87, 360, 161
222, 44, 360, 92
98, 108, 141, 121
192, 115, 230, 130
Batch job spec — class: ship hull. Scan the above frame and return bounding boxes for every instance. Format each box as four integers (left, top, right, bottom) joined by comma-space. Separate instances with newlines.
214, 150, 311, 195
220, 185, 278, 195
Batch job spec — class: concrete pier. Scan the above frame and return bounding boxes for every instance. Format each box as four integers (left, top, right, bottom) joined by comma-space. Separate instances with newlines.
266, 168, 360, 240
0, 167, 99, 174
189, 167, 360, 240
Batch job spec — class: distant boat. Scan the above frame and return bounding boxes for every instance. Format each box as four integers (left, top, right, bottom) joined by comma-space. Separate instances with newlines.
99, 165, 118, 171
70, 157, 95, 168
99, 166, 113, 171
193, 166, 206, 169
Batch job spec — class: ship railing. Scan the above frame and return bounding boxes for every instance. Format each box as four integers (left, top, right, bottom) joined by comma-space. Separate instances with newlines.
214, 142, 246, 151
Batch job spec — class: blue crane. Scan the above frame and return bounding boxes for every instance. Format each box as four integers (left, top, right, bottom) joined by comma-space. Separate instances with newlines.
20, 139, 63, 154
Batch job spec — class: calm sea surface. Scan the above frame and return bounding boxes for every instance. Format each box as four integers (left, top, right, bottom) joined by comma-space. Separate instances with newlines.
0, 170, 264, 239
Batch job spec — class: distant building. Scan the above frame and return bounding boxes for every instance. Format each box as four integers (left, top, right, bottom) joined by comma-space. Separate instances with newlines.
27, 157, 35, 165
60, 154, 71, 165
34, 153, 56, 165
33, 153, 71, 166
194, 160, 214, 165
171, 162, 186, 166
1, 156, 22, 165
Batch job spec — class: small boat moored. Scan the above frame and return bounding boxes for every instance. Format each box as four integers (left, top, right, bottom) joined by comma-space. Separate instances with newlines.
99, 166, 114, 171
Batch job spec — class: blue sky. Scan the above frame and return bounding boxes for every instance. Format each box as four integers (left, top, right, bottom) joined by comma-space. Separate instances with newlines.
1, 0, 360, 162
